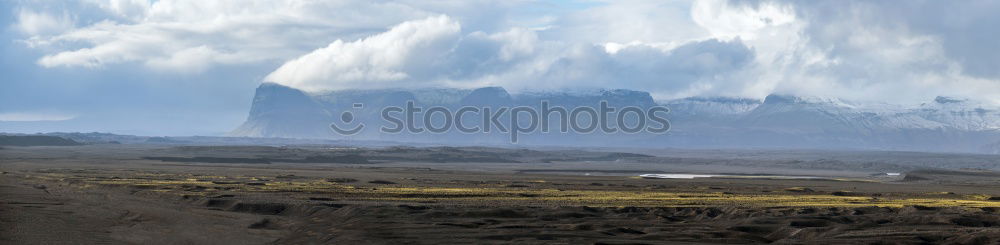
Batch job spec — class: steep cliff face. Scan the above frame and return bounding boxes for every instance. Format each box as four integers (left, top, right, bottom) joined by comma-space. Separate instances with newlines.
229, 83, 334, 138
230, 83, 662, 144
230, 83, 1000, 153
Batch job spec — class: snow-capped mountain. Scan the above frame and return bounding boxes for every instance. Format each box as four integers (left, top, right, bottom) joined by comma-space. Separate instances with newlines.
231, 83, 1000, 153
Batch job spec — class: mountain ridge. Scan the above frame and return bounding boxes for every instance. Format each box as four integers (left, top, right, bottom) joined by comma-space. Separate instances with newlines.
229, 83, 1000, 153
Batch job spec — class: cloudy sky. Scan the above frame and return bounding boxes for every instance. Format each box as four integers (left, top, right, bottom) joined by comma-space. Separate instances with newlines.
2, 0, 999, 135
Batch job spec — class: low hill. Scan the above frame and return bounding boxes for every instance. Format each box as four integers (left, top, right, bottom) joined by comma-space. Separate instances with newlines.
0, 135, 82, 146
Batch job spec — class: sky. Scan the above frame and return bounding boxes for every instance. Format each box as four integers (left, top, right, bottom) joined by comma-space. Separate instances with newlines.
2, 0, 1000, 136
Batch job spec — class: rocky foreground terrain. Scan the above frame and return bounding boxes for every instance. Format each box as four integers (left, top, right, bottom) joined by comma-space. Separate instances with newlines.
2, 145, 1000, 244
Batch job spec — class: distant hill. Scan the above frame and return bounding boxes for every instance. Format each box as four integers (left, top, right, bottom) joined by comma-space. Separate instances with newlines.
229, 83, 660, 146
0, 135, 82, 146
12, 132, 402, 147
229, 83, 1000, 153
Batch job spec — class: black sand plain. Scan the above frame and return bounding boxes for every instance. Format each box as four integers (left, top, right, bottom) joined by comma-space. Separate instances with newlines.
2, 145, 1000, 244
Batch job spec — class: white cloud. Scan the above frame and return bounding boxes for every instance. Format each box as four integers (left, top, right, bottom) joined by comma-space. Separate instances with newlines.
144, 45, 242, 73
266, 15, 461, 91
23, 0, 438, 71
10, 0, 1000, 103
546, 0, 708, 44
266, 14, 754, 99
728, 0, 1000, 103
692, 0, 795, 41
84, 0, 151, 20
14, 10, 74, 36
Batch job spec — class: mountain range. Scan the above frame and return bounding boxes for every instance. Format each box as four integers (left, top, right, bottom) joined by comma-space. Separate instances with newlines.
230, 83, 1000, 153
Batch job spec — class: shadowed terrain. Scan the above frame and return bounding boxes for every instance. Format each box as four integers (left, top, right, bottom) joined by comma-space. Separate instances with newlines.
2, 145, 999, 244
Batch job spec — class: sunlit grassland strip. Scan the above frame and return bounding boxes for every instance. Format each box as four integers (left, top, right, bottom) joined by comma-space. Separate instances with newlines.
29, 173, 1000, 208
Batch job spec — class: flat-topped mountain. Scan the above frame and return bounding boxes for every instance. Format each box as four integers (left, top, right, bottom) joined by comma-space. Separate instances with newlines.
231, 83, 1000, 153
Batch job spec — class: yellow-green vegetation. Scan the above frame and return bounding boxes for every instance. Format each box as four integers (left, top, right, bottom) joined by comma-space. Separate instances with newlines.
343, 186, 1000, 208
28, 172, 1000, 208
